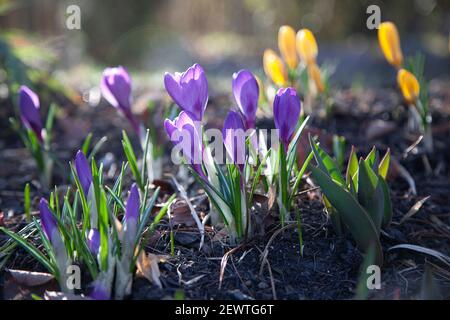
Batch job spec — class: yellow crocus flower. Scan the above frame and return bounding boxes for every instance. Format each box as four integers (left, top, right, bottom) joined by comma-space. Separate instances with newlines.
308, 63, 325, 93
278, 25, 298, 70
263, 49, 287, 86
296, 28, 318, 66
378, 22, 403, 68
397, 69, 420, 104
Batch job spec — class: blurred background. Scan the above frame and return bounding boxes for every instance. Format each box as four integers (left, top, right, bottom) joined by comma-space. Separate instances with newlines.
0, 0, 449, 96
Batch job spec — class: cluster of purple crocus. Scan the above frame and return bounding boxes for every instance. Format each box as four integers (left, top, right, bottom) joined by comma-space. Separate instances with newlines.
18, 62, 301, 298
162, 63, 301, 170
37, 149, 141, 299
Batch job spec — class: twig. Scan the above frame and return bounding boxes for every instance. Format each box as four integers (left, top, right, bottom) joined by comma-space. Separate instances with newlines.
259, 223, 296, 276
255, 246, 278, 300
402, 135, 423, 159
219, 243, 247, 290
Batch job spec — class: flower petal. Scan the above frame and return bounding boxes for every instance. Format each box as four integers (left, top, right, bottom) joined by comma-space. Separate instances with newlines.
75, 150, 92, 196
232, 70, 259, 129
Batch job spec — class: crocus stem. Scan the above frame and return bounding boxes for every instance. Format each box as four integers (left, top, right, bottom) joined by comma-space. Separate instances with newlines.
52, 234, 71, 293
423, 124, 434, 154
40, 146, 53, 190
139, 126, 156, 183
278, 143, 289, 226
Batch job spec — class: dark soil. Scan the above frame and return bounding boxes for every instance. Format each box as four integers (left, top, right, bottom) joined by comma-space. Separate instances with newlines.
1, 80, 450, 300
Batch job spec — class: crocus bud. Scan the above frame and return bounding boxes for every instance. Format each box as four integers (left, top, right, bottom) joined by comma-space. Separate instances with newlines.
74, 150, 92, 196
101, 66, 140, 134
164, 111, 204, 177
222, 111, 246, 171
87, 228, 100, 256
278, 25, 298, 70
39, 198, 58, 242
296, 29, 318, 66
308, 63, 325, 93
232, 70, 259, 129
263, 49, 287, 86
273, 87, 301, 149
378, 22, 403, 69
397, 69, 420, 104
19, 85, 44, 142
164, 63, 208, 122
125, 183, 140, 224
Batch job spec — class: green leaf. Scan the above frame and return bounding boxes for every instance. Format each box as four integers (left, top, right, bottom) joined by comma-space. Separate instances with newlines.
289, 150, 314, 205
45, 103, 57, 134
0, 227, 57, 275
98, 188, 109, 271
141, 129, 151, 181
105, 186, 126, 212
310, 167, 383, 265
379, 178, 393, 227
135, 187, 160, 248
364, 147, 379, 172
295, 208, 304, 256
81, 133, 93, 155
378, 149, 390, 179
64, 193, 98, 278
323, 195, 344, 235
332, 135, 346, 170
354, 242, 377, 300
146, 194, 176, 235
248, 149, 271, 206
345, 146, 358, 186
122, 130, 144, 191
309, 135, 346, 186
24, 183, 31, 222
287, 115, 310, 171
357, 160, 383, 232
88, 136, 107, 161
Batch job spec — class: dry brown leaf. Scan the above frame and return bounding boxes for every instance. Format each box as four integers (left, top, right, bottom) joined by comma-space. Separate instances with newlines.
4, 269, 58, 300
171, 200, 196, 227
211, 227, 229, 242
399, 196, 430, 224
267, 185, 276, 211
7, 269, 54, 286
136, 251, 167, 288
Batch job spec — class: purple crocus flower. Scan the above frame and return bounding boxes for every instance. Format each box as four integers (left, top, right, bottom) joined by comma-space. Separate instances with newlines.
39, 198, 58, 242
273, 87, 301, 149
19, 86, 44, 142
164, 63, 208, 122
74, 150, 92, 196
164, 111, 205, 177
222, 111, 246, 171
87, 228, 100, 256
232, 70, 259, 129
89, 280, 110, 300
125, 183, 140, 225
101, 66, 140, 134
